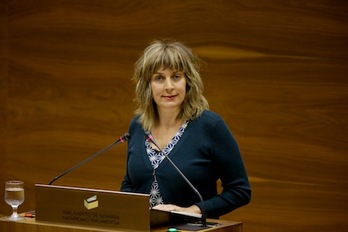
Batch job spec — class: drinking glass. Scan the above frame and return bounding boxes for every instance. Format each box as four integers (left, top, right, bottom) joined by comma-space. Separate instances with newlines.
4, 180, 25, 221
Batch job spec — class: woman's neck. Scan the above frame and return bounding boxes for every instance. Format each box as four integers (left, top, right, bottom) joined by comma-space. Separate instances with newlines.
151, 108, 185, 149
157, 108, 181, 128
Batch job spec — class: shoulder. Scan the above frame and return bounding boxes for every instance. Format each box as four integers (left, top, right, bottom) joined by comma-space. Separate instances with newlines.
128, 115, 143, 132
201, 110, 223, 120
192, 111, 237, 146
188, 110, 229, 134
194, 110, 225, 125
127, 115, 146, 142
130, 115, 140, 125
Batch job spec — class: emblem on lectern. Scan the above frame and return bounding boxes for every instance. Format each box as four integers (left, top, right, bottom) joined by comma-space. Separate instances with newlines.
84, 195, 99, 210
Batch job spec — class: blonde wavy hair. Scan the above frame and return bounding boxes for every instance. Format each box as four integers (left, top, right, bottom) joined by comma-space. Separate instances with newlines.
133, 39, 209, 131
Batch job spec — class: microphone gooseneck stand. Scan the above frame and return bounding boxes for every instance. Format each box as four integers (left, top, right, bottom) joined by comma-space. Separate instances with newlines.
48, 133, 130, 185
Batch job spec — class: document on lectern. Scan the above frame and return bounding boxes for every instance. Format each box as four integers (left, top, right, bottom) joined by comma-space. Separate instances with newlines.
150, 208, 202, 227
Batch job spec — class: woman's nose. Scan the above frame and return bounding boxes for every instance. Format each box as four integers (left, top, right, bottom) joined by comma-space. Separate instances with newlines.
164, 78, 174, 89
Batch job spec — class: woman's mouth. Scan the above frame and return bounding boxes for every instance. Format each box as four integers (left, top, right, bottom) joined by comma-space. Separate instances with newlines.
162, 95, 177, 100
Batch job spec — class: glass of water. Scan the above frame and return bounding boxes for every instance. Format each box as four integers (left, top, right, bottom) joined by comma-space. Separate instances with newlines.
4, 180, 25, 221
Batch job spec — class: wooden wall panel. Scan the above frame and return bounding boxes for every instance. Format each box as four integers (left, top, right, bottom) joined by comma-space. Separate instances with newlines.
0, 0, 9, 217
1, 0, 348, 231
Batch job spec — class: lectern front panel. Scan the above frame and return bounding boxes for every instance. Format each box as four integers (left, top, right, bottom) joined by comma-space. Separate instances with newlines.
35, 184, 150, 231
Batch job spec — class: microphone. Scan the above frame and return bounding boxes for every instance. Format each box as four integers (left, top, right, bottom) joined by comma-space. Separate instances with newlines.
48, 132, 130, 185
145, 131, 207, 228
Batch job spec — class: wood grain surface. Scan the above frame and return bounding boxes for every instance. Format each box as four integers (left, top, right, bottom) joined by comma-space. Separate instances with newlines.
1, 1, 348, 231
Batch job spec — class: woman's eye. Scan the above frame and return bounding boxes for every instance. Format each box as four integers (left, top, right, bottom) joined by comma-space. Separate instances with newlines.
173, 74, 182, 80
154, 75, 164, 82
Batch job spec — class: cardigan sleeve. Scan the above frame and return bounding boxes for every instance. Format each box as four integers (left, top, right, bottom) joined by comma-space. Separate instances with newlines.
120, 142, 134, 192
195, 116, 251, 218
120, 117, 137, 192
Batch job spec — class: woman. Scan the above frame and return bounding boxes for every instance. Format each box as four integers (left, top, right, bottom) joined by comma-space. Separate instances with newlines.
121, 39, 251, 219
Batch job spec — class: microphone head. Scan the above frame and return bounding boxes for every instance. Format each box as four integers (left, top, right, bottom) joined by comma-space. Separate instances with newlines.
145, 132, 162, 152
120, 133, 130, 142
145, 131, 153, 142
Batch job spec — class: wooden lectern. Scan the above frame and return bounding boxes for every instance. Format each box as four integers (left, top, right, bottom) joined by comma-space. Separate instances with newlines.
0, 184, 243, 231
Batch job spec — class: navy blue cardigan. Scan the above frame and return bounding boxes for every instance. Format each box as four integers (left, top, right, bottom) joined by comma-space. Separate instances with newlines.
120, 110, 251, 218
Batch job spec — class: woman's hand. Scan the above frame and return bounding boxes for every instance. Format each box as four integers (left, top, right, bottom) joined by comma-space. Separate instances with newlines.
152, 204, 201, 214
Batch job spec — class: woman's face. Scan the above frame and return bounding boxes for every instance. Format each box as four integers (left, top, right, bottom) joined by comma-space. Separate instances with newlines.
150, 67, 186, 112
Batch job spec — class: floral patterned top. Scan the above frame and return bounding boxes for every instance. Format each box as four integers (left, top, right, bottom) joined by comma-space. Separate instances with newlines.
145, 121, 189, 207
